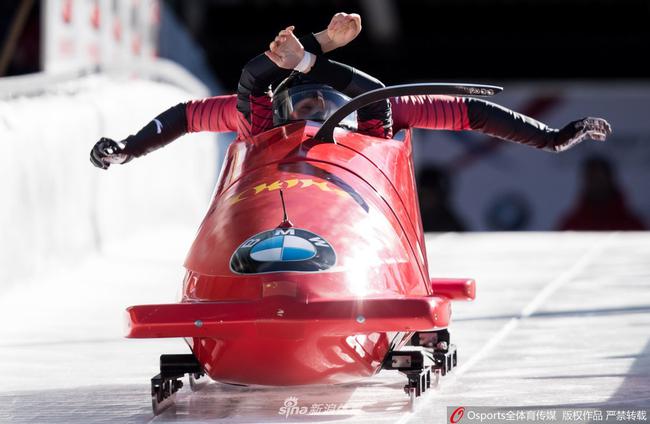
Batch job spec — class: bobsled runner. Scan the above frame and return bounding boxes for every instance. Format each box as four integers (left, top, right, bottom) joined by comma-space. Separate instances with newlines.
125, 83, 490, 414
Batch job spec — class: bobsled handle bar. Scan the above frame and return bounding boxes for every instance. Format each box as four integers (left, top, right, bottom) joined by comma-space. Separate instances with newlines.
314, 83, 503, 143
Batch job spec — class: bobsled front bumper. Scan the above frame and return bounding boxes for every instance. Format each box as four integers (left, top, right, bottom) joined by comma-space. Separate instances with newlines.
125, 295, 452, 339
125, 279, 475, 385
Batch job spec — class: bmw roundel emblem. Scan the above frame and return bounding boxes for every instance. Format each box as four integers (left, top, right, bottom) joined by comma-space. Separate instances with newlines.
230, 228, 336, 274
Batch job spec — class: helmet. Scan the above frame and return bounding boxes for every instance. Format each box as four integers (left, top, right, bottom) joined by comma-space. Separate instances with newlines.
272, 73, 356, 129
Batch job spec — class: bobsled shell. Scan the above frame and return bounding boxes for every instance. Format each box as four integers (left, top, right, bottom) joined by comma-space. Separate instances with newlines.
183, 123, 430, 302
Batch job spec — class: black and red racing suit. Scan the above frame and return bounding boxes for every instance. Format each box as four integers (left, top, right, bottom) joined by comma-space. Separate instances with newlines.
118, 33, 571, 159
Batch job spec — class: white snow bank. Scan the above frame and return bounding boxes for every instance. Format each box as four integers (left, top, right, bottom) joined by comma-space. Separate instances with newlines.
0, 75, 218, 289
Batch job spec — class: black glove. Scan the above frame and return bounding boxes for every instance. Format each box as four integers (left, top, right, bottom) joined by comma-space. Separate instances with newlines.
550, 117, 612, 153
89, 137, 132, 170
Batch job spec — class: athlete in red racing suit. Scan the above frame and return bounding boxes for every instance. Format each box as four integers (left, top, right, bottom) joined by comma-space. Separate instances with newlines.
90, 13, 611, 169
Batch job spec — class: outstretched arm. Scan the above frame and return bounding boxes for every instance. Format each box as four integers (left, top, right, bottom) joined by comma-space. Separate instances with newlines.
90, 103, 188, 169
89, 95, 242, 169
90, 19, 343, 169
267, 24, 393, 138
90, 13, 377, 168
391, 95, 611, 152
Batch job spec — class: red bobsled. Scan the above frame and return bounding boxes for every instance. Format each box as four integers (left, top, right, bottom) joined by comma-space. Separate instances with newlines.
125, 84, 494, 413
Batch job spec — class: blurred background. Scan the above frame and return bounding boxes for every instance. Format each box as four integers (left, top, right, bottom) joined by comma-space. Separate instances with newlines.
1, 0, 649, 288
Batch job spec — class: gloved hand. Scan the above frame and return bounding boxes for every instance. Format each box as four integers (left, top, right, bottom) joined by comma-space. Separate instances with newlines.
89, 137, 132, 169
551, 117, 612, 152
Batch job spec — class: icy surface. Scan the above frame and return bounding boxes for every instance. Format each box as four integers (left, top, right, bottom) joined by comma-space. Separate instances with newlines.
0, 232, 649, 423
0, 75, 217, 291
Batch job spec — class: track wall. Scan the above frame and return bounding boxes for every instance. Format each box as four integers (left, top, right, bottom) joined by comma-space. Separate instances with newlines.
0, 74, 218, 289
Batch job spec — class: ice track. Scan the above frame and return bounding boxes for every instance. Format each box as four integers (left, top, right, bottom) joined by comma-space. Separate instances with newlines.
1, 231, 649, 423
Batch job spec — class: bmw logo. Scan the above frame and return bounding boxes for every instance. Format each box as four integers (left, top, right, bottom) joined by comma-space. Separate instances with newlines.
230, 228, 336, 274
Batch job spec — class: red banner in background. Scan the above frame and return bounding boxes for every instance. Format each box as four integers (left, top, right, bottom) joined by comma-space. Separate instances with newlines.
43, 0, 159, 73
